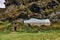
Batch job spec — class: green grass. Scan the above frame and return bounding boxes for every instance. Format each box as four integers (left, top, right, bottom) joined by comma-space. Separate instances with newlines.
0, 32, 60, 40
0, 21, 60, 40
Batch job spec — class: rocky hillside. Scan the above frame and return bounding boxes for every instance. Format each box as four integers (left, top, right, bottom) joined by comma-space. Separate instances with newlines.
0, 0, 60, 22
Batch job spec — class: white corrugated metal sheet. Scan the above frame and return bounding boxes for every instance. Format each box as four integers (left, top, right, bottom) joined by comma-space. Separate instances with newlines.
0, 0, 5, 3
0, 0, 5, 8
0, 4, 5, 8
24, 18, 51, 26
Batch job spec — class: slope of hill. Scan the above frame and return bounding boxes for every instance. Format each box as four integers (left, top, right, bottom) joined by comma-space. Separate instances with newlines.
0, 0, 60, 22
